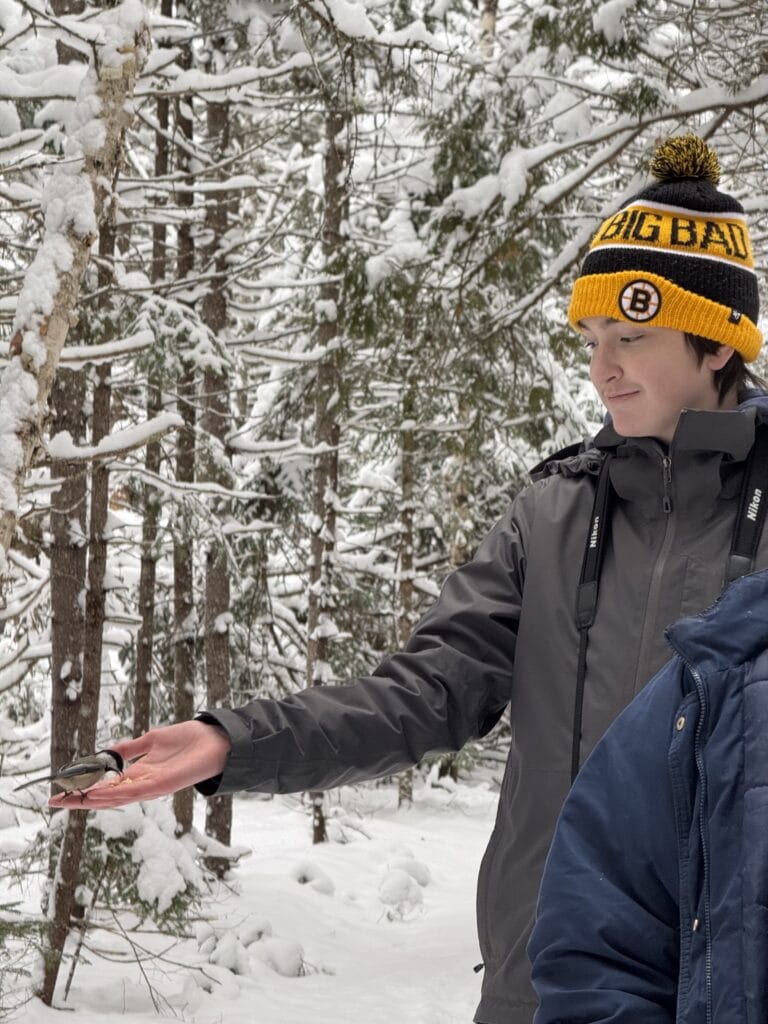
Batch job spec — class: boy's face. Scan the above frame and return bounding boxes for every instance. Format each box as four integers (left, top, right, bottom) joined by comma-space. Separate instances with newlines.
579, 317, 736, 443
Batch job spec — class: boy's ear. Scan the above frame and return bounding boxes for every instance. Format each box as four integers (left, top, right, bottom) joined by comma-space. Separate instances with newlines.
704, 344, 736, 372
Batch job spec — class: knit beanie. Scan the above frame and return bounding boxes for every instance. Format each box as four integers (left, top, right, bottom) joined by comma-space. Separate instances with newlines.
568, 134, 762, 362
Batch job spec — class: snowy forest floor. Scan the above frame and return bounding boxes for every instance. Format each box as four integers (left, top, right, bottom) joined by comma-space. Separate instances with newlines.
3, 774, 498, 1023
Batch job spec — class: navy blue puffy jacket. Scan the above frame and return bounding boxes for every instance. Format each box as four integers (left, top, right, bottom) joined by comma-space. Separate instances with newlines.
528, 568, 768, 1024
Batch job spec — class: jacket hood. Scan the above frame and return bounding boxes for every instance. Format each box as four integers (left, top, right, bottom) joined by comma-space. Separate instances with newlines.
736, 388, 768, 417
528, 443, 605, 482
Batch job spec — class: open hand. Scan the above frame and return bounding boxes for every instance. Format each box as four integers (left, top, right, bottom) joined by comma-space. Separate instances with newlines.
48, 720, 231, 809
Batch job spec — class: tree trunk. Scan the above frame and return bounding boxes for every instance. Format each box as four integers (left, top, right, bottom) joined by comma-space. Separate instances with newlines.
305, 104, 349, 844
80, 362, 112, 751
41, 363, 112, 1005
479, 0, 498, 55
396, 388, 417, 809
171, 48, 197, 836
172, 369, 196, 835
38, 11, 129, 1004
39, 808, 86, 1005
444, 407, 474, 570
134, 1, 172, 736
201, 93, 233, 877
49, 371, 87, 789
435, 401, 476, 786
42, 419, 88, 995
133, 384, 162, 737
40, 210, 115, 1000
202, 466, 232, 874
52, 0, 85, 64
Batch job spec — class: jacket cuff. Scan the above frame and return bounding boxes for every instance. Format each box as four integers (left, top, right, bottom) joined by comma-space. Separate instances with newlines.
193, 709, 258, 796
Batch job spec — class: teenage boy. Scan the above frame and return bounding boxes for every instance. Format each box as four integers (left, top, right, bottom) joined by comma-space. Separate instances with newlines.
51, 135, 768, 1024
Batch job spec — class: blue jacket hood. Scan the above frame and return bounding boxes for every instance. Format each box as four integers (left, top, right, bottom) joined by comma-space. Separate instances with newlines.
667, 567, 768, 677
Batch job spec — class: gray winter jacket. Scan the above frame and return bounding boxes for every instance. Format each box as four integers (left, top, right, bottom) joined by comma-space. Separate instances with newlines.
197, 398, 768, 1024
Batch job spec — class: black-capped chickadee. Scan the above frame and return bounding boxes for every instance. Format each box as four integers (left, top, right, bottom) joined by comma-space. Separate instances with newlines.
13, 749, 124, 799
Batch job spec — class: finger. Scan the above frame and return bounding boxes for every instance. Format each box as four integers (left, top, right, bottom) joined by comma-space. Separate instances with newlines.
48, 779, 166, 808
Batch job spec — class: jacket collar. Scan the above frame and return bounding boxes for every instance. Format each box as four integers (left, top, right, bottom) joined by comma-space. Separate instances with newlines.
593, 406, 758, 511
594, 405, 757, 461
531, 393, 768, 490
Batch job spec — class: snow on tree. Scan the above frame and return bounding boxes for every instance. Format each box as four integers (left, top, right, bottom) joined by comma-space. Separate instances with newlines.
0, 1, 151, 572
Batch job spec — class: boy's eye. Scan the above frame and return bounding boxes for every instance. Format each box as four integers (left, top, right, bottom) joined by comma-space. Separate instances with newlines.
619, 334, 643, 343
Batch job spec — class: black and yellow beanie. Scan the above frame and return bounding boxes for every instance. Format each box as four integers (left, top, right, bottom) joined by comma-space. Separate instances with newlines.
568, 134, 762, 362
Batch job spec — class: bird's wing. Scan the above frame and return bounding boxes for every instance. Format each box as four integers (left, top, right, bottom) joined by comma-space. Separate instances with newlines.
55, 760, 100, 779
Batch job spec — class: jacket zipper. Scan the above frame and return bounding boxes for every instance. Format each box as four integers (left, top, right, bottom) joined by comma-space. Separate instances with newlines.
662, 454, 673, 514
632, 451, 676, 692
690, 660, 713, 1024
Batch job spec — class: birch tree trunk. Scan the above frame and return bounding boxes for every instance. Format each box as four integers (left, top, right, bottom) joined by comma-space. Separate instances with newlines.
305, 103, 350, 845
0, 8, 149, 576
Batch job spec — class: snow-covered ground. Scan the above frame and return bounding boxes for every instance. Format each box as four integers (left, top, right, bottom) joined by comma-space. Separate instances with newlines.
2, 776, 497, 1023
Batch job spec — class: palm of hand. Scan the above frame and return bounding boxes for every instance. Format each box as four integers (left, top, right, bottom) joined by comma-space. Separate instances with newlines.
48, 720, 231, 808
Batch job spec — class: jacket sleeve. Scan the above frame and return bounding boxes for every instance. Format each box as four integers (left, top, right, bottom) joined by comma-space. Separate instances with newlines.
196, 495, 530, 796
528, 665, 685, 1024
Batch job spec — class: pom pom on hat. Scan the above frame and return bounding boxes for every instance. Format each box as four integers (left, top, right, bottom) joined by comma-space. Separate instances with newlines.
649, 134, 721, 186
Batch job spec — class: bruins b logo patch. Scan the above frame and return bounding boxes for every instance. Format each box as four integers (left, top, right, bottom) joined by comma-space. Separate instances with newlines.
618, 280, 662, 321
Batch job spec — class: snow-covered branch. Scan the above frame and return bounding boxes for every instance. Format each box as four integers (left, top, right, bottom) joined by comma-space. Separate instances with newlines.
46, 412, 183, 465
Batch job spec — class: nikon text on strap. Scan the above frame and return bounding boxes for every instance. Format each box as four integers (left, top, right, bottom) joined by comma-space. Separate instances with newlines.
725, 425, 768, 585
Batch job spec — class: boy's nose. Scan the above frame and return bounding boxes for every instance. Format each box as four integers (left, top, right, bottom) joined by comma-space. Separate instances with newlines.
590, 346, 621, 384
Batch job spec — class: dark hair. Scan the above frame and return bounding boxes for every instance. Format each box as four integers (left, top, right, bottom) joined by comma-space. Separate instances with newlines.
685, 333, 767, 404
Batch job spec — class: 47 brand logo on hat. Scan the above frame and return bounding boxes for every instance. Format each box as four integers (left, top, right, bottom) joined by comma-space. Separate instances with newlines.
619, 280, 662, 322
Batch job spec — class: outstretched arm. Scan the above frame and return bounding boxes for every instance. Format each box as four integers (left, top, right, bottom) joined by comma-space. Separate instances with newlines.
48, 720, 231, 808
50, 494, 529, 810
